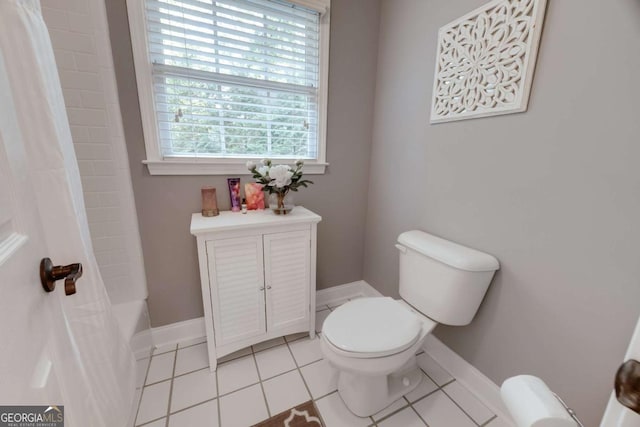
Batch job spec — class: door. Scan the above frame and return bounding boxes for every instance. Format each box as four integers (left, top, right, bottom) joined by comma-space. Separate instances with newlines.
0, 3, 134, 425
600, 315, 640, 426
0, 51, 69, 413
207, 236, 266, 346
264, 230, 311, 331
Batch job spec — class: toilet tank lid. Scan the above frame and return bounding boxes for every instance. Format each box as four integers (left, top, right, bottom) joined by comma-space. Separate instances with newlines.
397, 230, 500, 272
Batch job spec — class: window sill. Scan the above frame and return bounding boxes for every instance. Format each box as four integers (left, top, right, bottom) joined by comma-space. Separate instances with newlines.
143, 160, 328, 176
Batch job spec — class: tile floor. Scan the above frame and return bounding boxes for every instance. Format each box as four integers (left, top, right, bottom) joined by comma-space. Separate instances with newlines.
133, 301, 511, 427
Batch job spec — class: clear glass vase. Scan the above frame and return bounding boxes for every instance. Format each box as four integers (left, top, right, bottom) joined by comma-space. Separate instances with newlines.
268, 191, 294, 215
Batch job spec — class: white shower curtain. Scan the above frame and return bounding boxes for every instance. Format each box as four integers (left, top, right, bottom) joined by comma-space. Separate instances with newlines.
0, 1, 135, 425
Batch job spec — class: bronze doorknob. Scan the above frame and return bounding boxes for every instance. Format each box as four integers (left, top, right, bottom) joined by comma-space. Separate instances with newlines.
40, 258, 83, 296
615, 359, 640, 414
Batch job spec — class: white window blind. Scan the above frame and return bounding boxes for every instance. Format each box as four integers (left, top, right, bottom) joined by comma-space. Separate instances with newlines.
145, 0, 321, 160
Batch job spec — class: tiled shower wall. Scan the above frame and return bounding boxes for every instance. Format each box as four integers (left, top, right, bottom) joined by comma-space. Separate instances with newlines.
41, 0, 147, 305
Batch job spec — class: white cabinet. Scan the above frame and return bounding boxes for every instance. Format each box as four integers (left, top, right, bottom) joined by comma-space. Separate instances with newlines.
191, 207, 321, 371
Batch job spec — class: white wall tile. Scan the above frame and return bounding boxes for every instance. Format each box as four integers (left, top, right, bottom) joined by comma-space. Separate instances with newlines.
43, 0, 147, 306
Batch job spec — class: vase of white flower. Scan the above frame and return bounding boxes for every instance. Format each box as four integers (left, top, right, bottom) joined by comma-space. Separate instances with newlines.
269, 192, 294, 214
247, 159, 313, 215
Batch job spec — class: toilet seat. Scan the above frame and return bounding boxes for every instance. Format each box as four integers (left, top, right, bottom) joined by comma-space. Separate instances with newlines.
323, 297, 423, 358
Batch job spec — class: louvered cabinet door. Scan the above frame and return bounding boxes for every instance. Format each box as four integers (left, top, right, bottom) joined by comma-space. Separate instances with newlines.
206, 236, 266, 347
263, 230, 311, 332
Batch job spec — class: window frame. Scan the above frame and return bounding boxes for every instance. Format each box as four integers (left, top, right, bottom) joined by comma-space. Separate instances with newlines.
126, 0, 330, 175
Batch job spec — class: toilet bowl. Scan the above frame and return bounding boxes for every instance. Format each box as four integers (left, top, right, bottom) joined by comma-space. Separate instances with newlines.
320, 230, 500, 417
320, 297, 436, 416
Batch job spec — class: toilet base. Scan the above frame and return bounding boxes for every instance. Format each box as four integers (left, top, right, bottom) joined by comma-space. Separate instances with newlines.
337, 358, 423, 417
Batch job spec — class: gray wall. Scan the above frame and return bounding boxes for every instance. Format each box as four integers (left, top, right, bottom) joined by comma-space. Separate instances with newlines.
105, 0, 381, 326
364, 0, 640, 424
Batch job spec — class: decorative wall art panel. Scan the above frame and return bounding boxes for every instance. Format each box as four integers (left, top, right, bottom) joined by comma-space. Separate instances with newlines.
430, 0, 548, 123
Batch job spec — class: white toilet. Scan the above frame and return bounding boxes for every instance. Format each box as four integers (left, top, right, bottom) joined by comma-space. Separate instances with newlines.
320, 230, 500, 417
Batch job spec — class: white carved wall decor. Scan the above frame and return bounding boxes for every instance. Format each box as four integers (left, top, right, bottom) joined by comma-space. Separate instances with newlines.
430, 0, 548, 123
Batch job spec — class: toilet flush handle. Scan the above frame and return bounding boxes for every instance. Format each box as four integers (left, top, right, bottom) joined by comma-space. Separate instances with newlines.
395, 244, 407, 254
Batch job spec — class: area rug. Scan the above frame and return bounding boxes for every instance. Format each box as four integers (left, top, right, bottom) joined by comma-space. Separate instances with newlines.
252, 400, 324, 427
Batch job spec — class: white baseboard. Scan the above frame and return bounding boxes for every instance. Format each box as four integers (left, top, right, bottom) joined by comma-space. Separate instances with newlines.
149, 280, 511, 424
151, 317, 206, 349
315, 279, 382, 307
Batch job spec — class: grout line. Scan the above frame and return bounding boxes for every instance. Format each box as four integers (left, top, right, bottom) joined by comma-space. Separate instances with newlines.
167, 396, 217, 416
285, 338, 314, 401
409, 403, 429, 427
251, 346, 272, 418
164, 348, 178, 427
136, 415, 167, 427
312, 389, 338, 402
152, 343, 178, 357
440, 384, 484, 427
133, 356, 153, 426
370, 401, 411, 424
176, 339, 206, 351
480, 415, 498, 427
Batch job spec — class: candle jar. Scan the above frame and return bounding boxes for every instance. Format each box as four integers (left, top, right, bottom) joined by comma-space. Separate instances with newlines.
201, 187, 219, 217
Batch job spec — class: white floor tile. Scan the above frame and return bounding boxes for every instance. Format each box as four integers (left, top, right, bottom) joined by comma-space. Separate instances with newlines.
178, 336, 206, 348
262, 370, 311, 415
168, 399, 218, 427
136, 358, 150, 389
217, 354, 260, 395
218, 347, 252, 364
289, 336, 323, 367
255, 344, 296, 380
372, 398, 407, 421
170, 369, 218, 413
136, 381, 171, 425
378, 407, 426, 427
413, 390, 475, 427
315, 309, 331, 333
219, 384, 269, 427
153, 343, 178, 355
443, 381, 494, 424
146, 352, 175, 385
404, 371, 438, 402
300, 359, 338, 399
175, 343, 209, 376
315, 392, 370, 427
417, 353, 453, 386
252, 337, 285, 352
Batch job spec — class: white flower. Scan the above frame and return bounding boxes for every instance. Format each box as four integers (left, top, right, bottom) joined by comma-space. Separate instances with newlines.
257, 165, 270, 177
246, 160, 256, 171
268, 164, 293, 188
261, 158, 272, 166
295, 159, 304, 167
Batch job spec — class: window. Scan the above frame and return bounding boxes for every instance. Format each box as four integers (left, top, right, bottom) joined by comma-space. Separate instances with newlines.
127, 0, 330, 175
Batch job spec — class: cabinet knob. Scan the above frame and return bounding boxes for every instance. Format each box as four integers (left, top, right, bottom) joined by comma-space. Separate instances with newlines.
259, 286, 265, 291
267, 285, 272, 290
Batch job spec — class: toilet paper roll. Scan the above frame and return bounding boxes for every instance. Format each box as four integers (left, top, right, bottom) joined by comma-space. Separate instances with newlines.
501, 375, 577, 427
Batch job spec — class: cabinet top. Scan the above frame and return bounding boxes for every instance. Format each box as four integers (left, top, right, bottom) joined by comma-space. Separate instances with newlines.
190, 206, 321, 235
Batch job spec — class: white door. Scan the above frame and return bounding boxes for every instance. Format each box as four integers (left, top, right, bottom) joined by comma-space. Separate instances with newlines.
207, 236, 267, 346
0, 3, 135, 425
600, 315, 640, 426
264, 230, 311, 331
0, 52, 73, 419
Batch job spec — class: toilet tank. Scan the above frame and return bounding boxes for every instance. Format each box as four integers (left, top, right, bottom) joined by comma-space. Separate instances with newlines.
397, 231, 500, 326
